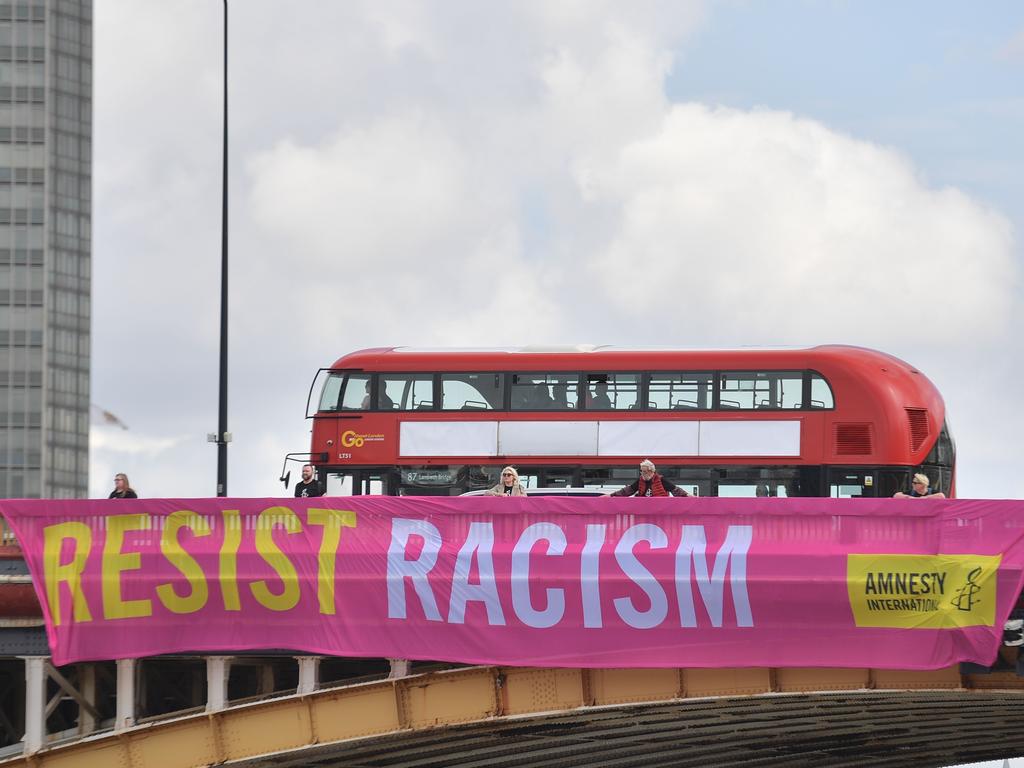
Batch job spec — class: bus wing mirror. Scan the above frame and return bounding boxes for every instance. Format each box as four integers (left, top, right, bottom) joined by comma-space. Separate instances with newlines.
280, 470, 291, 489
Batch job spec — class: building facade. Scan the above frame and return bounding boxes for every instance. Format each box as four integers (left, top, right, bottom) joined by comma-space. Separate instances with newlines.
0, 0, 90, 498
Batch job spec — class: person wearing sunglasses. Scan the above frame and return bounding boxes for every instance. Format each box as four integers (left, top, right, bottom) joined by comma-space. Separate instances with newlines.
486, 466, 528, 496
893, 472, 946, 499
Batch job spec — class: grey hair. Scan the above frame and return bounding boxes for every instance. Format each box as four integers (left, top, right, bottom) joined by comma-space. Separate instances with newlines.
640, 459, 656, 471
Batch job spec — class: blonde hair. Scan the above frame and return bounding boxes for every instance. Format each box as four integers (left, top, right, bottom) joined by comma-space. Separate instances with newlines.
912, 473, 930, 487
501, 466, 519, 482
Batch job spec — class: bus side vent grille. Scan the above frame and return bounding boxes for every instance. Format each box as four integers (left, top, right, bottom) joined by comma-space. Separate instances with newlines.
905, 408, 930, 453
835, 423, 872, 456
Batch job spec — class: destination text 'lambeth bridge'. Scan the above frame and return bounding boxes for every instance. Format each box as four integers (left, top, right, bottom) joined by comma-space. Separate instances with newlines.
0, 495, 1023, 767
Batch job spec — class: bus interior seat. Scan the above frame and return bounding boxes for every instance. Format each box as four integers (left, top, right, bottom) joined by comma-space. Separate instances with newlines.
530, 384, 553, 409
461, 400, 489, 410
512, 392, 531, 409
719, 399, 741, 409
673, 400, 698, 410
415, 401, 434, 410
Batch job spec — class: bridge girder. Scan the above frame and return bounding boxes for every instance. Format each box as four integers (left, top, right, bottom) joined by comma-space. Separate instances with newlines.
0, 665, 1021, 768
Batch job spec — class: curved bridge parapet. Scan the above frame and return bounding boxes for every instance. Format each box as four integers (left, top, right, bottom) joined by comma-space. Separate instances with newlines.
2, 664, 1024, 768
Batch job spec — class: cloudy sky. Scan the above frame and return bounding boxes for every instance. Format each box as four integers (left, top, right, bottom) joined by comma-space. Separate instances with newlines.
89, 1, 1024, 501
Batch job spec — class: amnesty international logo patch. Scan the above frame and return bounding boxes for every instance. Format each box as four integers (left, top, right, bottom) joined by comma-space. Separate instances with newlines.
847, 554, 1001, 629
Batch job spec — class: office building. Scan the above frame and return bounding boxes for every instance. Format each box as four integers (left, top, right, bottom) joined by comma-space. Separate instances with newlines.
0, 0, 91, 498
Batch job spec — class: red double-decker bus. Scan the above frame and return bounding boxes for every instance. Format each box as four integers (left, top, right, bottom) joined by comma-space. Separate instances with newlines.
284, 345, 954, 499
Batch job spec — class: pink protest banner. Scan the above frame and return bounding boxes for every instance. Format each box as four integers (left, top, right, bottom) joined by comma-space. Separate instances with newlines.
2, 496, 1023, 669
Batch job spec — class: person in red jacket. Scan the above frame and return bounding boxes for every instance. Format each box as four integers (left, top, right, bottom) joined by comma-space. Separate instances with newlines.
606, 459, 690, 497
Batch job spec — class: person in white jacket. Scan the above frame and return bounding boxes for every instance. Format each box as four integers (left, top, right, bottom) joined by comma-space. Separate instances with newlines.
486, 466, 528, 496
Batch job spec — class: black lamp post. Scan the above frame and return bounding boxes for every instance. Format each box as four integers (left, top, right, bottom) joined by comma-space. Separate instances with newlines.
214, 0, 230, 496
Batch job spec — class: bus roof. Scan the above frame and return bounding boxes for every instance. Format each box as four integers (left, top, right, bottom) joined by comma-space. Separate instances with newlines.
327, 345, 922, 374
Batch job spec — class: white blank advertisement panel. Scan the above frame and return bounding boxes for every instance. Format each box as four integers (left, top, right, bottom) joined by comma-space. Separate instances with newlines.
399, 419, 801, 458
400, 422, 498, 457
498, 421, 599, 456
597, 421, 700, 456
699, 420, 801, 457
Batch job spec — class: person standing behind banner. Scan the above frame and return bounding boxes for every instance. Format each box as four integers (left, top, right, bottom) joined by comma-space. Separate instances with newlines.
605, 459, 689, 497
486, 466, 528, 496
109, 473, 138, 499
294, 464, 325, 497
893, 472, 946, 499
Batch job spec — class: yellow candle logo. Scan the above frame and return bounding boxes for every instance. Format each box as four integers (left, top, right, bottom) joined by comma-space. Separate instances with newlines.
951, 566, 983, 612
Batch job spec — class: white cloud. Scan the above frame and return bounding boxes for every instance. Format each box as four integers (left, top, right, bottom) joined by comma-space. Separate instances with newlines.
91, 1, 1019, 501
590, 104, 1014, 347
90, 429, 185, 455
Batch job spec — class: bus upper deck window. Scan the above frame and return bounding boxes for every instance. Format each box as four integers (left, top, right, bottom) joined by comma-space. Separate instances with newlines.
441, 373, 503, 410
648, 373, 712, 410
337, 373, 371, 410
719, 371, 802, 410
585, 373, 638, 410
318, 372, 346, 411
511, 373, 579, 411
380, 373, 434, 410
808, 373, 834, 408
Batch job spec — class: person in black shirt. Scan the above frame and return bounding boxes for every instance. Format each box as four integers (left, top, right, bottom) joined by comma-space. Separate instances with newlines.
893, 472, 946, 499
294, 464, 324, 497
109, 473, 138, 499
